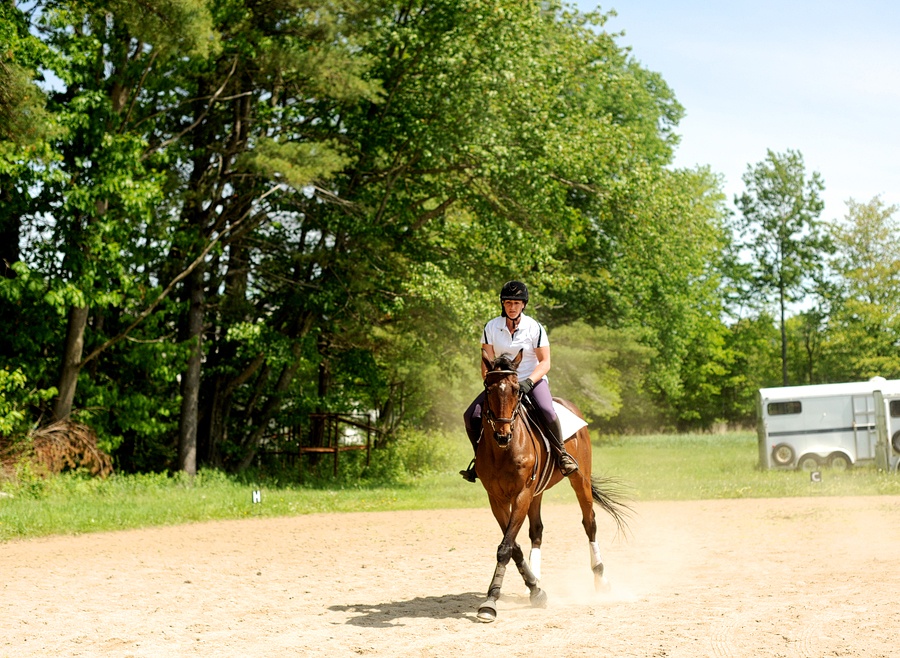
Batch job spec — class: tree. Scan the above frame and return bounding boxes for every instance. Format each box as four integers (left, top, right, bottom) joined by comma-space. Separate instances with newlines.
823, 196, 900, 379
732, 149, 831, 386
31, 0, 216, 425
1, 0, 222, 466
0, 0, 747, 473
786, 309, 828, 385
0, 1, 58, 279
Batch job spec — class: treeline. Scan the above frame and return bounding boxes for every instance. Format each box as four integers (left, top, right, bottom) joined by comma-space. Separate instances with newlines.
0, 1, 896, 475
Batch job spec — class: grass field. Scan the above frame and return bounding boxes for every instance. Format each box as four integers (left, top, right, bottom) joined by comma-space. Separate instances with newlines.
3, 430, 900, 541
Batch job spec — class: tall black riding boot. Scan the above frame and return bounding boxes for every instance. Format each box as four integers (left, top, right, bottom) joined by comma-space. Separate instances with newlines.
459, 424, 482, 483
547, 415, 578, 476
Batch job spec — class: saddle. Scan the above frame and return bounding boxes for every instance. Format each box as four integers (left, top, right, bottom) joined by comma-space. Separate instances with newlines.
519, 397, 556, 455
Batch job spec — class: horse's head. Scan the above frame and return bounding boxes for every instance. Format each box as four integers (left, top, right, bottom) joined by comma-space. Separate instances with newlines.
481, 348, 524, 448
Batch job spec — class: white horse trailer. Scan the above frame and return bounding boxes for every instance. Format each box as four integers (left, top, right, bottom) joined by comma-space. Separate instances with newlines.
874, 389, 900, 471
757, 377, 900, 471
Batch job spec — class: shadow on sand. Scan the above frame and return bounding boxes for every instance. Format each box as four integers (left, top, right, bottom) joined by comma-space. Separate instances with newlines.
329, 592, 537, 626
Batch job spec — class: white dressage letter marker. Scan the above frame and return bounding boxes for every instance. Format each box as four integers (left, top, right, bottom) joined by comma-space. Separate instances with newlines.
252, 490, 261, 504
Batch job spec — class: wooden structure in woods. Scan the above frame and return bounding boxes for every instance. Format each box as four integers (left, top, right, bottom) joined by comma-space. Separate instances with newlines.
262, 413, 380, 476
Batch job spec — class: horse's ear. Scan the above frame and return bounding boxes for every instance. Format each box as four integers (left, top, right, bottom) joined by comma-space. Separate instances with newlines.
512, 349, 523, 368
482, 349, 493, 372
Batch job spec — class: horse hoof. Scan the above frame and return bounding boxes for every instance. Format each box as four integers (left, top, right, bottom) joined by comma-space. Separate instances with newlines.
594, 575, 612, 594
529, 588, 548, 608
477, 599, 498, 623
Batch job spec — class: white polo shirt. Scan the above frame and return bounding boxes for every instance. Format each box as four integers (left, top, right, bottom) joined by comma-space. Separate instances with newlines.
482, 313, 549, 380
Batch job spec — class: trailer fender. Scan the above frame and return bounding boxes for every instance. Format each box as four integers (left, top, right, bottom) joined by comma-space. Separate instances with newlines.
827, 451, 852, 471
797, 454, 821, 472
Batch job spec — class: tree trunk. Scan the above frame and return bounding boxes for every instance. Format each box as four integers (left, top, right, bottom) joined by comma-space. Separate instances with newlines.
53, 305, 90, 420
205, 375, 228, 468
311, 353, 331, 449
237, 344, 304, 471
206, 353, 265, 467
780, 285, 788, 386
0, 176, 21, 278
177, 266, 204, 475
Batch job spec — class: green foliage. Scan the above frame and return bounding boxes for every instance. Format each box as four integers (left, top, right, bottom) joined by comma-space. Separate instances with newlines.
0, 368, 28, 436
390, 428, 461, 476
0, 367, 56, 436
732, 149, 828, 303
239, 138, 353, 192
108, 0, 217, 57
0, 2, 57, 147
2, 0, 814, 474
821, 196, 900, 380
729, 149, 832, 386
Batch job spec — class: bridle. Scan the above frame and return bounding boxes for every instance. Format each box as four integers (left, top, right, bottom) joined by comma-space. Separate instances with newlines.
481, 367, 550, 489
482, 369, 523, 447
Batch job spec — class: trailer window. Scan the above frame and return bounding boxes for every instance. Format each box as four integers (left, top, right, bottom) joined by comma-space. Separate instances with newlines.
891, 401, 900, 418
768, 401, 802, 416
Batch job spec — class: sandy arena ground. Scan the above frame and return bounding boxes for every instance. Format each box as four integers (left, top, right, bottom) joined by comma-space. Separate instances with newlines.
2, 495, 900, 657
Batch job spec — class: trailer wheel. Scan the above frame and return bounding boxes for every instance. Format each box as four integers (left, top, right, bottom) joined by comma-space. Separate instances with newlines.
797, 454, 820, 472
772, 443, 795, 467
892, 431, 900, 454
828, 453, 851, 471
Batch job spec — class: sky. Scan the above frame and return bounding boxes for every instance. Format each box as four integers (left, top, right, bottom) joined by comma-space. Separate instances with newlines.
575, 0, 900, 225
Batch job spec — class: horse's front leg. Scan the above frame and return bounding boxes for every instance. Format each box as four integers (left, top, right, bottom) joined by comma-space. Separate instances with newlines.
478, 492, 535, 623
527, 493, 544, 582
511, 543, 547, 608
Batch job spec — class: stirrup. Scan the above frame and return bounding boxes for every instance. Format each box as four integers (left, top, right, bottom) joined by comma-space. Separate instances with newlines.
558, 453, 578, 476
459, 459, 478, 483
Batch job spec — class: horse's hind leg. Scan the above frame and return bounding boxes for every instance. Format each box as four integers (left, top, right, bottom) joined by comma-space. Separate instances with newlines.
588, 536, 610, 593
571, 472, 611, 593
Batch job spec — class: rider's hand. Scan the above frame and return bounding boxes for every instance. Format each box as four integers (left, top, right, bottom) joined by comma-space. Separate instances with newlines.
519, 378, 534, 396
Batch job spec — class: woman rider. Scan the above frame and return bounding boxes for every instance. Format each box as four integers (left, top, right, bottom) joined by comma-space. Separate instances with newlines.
460, 281, 578, 482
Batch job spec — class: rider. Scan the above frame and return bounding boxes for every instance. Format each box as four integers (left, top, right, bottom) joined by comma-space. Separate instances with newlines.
460, 280, 578, 482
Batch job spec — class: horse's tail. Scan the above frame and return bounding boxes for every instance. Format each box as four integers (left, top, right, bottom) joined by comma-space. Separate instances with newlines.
590, 476, 633, 537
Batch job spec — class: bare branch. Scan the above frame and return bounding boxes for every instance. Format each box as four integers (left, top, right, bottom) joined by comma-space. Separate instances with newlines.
547, 173, 603, 194
120, 50, 158, 132
407, 195, 457, 233
141, 57, 239, 160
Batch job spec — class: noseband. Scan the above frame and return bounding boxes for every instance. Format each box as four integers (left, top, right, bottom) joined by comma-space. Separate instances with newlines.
483, 369, 523, 447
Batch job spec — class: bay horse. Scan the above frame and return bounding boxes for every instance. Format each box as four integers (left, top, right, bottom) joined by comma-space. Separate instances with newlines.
474, 349, 630, 623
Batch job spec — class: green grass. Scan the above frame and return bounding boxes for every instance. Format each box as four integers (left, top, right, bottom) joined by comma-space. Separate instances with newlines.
0, 468, 488, 542
3, 430, 900, 541
595, 431, 900, 500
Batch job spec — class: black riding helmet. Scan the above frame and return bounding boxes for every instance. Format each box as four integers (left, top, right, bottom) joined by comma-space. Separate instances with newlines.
499, 281, 528, 318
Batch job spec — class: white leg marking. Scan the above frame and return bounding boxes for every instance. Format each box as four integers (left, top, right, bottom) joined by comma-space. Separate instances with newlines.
589, 541, 602, 569
529, 548, 542, 582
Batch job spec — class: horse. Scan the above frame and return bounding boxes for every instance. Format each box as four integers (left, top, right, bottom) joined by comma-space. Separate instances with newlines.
474, 348, 630, 623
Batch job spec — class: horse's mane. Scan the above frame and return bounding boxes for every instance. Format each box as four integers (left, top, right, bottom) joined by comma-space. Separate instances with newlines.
490, 354, 518, 373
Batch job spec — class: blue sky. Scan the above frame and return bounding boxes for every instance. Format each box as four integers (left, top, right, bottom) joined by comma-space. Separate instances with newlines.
575, 0, 900, 224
